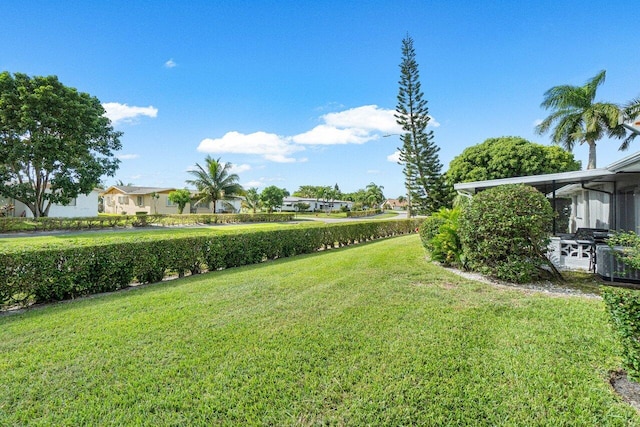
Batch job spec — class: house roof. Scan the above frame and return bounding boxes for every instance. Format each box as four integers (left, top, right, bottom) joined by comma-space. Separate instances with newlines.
101, 185, 176, 195
454, 150, 640, 195
283, 196, 353, 204
383, 198, 408, 206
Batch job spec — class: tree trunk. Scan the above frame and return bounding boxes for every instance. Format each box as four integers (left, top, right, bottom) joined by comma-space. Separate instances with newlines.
587, 141, 597, 169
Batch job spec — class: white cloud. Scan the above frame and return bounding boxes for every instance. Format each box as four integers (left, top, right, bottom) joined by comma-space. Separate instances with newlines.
103, 102, 158, 125
387, 150, 402, 163
367, 169, 380, 174
164, 59, 177, 68
197, 105, 441, 163
243, 180, 264, 188
323, 105, 402, 133
117, 153, 140, 160
230, 163, 252, 174
292, 124, 373, 145
197, 131, 304, 163
533, 118, 543, 127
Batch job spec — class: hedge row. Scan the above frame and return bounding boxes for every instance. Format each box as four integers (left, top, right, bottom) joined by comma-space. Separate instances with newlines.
602, 287, 640, 381
346, 209, 382, 218
1, 219, 420, 307
0, 213, 296, 233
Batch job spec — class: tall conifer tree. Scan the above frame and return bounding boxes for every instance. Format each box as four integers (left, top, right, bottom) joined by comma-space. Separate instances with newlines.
395, 35, 450, 215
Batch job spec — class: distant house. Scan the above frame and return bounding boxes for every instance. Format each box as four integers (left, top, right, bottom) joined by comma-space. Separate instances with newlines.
100, 186, 241, 214
280, 196, 354, 212
0, 189, 100, 218
382, 198, 408, 211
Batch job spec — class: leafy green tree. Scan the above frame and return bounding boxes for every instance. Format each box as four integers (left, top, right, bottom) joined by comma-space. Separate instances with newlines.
314, 186, 332, 214
0, 72, 122, 217
186, 156, 244, 213
293, 185, 326, 198
294, 202, 310, 212
260, 186, 286, 213
242, 187, 262, 213
395, 36, 449, 215
535, 70, 626, 169
447, 136, 581, 184
168, 189, 192, 214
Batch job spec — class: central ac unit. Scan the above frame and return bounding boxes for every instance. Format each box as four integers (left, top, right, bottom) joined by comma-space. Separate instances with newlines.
596, 245, 640, 284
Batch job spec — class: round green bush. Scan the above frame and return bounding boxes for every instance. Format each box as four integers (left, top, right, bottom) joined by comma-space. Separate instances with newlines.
458, 184, 554, 282
420, 207, 462, 266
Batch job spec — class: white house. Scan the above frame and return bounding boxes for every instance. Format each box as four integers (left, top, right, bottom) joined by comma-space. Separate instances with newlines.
0, 189, 101, 218
279, 196, 354, 212
454, 150, 640, 272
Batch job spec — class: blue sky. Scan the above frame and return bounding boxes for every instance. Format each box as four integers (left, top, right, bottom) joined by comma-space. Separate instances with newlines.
2, 1, 639, 198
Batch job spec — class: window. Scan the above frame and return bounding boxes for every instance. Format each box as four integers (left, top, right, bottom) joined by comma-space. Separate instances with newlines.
117, 196, 129, 205
137, 196, 144, 206
166, 197, 176, 207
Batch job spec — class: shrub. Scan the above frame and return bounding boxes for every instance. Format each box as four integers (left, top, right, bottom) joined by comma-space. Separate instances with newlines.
607, 231, 640, 271
0, 219, 421, 307
346, 209, 381, 218
420, 207, 462, 266
458, 184, 555, 282
602, 287, 640, 381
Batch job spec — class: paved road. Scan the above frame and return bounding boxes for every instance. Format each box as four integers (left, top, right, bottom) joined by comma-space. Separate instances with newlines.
0, 212, 415, 238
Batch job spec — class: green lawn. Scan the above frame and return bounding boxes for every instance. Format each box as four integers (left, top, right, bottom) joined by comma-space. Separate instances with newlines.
0, 235, 636, 425
0, 221, 318, 252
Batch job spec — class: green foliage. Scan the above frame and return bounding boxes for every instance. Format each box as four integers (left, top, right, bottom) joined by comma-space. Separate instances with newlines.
168, 189, 192, 214
602, 287, 640, 381
186, 156, 244, 212
0, 72, 122, 217
606, 231, 640, 271
345, 209, 382, 218
395, 36, 449, 215
447, 136, 581, 184
294, 202, 310, 212
458, 184, 555, 282
261, 185, 287, 213
242, 187, 261, 213
0, 219, 420, 306
0, 236, 636, 425
420, 207, 462, 266
0, 213, 296, 233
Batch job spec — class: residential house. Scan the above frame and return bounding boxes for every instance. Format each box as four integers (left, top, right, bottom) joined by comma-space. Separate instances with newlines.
280, 196, 354, 212
101, 186, 241, 215
0, 189, 100, 218
382, 198, 408, 211
454, 150, 640, 273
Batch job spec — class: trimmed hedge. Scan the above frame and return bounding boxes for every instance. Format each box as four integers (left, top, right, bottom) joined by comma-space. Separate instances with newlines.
0, 219, 420, 307
602, 287, 640, 381
346, 209, 382, 218
0, 213, 296, 233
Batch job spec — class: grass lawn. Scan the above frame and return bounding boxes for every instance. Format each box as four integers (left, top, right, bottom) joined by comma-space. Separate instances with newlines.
0, 235, 637, 425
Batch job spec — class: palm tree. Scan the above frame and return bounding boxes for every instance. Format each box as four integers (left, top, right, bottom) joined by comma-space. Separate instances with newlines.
242, 187, 261, 213
535, 70, 626, 169
620, 97, 640, 150
186, 156, 244, 213
365, 182, 385, 209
